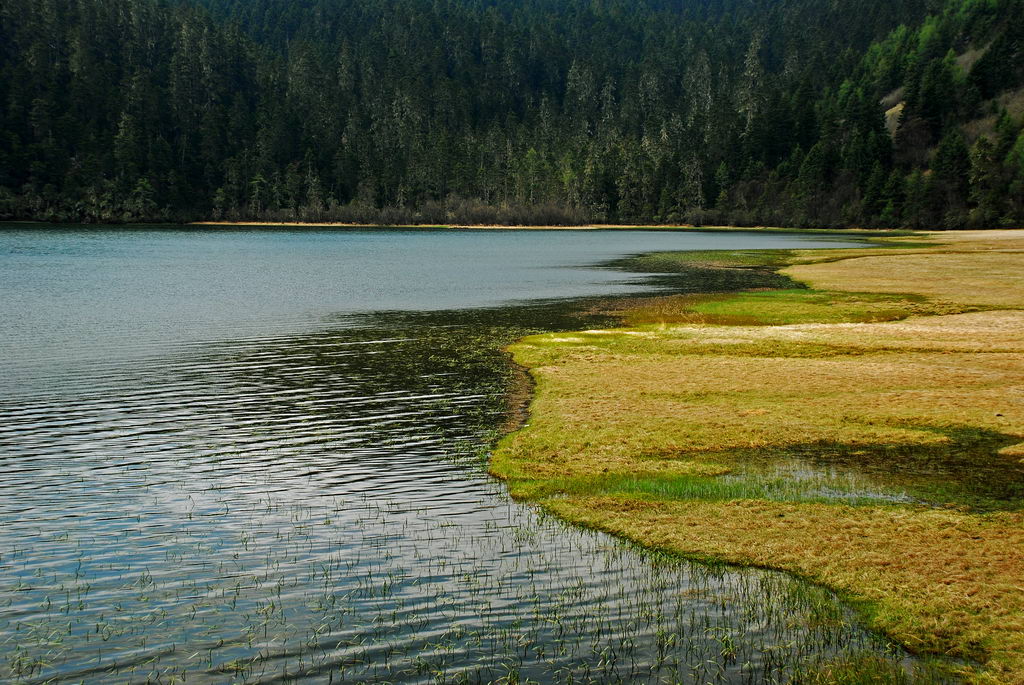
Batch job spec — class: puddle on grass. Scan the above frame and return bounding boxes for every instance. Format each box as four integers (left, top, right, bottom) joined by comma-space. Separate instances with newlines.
718, 461, 922, 506
718, 434, 1024, 511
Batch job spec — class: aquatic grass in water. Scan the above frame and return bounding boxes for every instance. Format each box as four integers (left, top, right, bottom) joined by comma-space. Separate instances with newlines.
0, 228, 957, 683
0, 307, 949, 683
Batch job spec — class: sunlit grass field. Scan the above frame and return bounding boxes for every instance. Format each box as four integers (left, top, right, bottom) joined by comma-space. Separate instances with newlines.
492, 230, 1024, 683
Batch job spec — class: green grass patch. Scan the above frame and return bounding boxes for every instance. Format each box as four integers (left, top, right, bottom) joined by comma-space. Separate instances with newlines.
615, 288, 976, 327
615, 249, 798, 273
606, 240, 965, 327
550, 471, 917, 507
614, 237, 931, 276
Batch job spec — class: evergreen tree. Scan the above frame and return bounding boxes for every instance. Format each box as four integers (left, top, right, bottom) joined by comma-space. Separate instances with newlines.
0, 0, 1021, 226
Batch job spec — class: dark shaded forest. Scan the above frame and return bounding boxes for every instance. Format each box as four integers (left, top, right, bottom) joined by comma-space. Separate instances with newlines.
2, 0, 1023, 227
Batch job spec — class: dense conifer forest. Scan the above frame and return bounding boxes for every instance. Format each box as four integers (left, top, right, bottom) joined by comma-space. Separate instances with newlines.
2, 0, 1023, 227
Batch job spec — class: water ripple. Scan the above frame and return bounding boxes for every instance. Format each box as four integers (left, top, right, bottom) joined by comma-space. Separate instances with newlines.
0, 313, 932, 684
0, 229, 941, 683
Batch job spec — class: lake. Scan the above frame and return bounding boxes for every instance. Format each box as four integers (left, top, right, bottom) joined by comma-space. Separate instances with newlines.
0, 227, 921, 683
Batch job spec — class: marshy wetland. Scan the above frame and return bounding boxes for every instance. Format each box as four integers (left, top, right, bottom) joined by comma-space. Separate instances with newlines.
494, 230, 1024, 684
0, 226, 970, 683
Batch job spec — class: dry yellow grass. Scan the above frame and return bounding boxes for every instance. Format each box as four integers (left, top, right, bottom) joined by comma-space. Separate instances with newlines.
495, 311, 1024, 478
492, 229, 1024, 683
547, 497, 1024, 684
786, 230, 1024, 308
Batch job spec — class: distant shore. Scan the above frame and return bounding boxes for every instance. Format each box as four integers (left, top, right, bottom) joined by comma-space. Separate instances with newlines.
192, 220, 607, 229
0, 219, 926, 235
189, 221, 913, 235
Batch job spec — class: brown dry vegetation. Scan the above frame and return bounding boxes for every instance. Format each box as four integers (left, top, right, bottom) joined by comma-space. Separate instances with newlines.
962, 88, 1024, 143
492, 229, 1024, 683
547, 497, 1024, 681
786, 248, 1024, 309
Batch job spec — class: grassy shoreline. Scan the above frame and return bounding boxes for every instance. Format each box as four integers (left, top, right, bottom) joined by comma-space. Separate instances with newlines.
491, 229, 1024, 683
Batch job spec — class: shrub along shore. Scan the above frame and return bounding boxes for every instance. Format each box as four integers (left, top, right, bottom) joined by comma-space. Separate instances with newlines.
188, 221, 919, 235
491, 230, 1024, 683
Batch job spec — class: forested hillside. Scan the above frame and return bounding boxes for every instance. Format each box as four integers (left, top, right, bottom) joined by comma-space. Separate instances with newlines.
2, 0, 1023, 227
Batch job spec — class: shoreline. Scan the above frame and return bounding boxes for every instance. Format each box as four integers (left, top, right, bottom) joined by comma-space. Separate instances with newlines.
191, 221, 913, 235
492, 229, 1024, 683
0, 219, 928, 237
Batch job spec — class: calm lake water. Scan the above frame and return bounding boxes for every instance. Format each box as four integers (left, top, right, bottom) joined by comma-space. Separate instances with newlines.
1, 227, 926, 683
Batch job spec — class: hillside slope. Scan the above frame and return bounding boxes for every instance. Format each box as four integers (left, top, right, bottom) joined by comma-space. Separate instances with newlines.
1, 0, 1021, 227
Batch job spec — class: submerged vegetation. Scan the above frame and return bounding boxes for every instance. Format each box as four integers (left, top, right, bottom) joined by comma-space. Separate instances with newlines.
492, 230, 1024, 682
2, 269, 955, 684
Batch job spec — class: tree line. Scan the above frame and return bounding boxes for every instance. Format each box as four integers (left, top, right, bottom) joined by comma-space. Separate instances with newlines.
1, 0, 1022, 227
